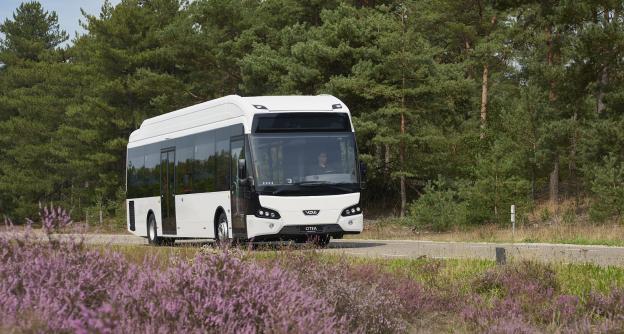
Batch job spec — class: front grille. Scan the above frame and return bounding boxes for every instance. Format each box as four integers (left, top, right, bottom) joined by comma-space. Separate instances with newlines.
278, 224, 343, 235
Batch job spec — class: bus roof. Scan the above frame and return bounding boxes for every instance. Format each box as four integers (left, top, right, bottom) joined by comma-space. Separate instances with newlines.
128, 95, 351, 147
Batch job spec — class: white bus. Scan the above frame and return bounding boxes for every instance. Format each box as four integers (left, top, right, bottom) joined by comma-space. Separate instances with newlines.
126, 95, 364, 246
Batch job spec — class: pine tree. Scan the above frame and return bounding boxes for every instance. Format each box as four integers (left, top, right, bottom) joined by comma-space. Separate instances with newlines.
0, 2, 72, 219
0, 1, 67, 62
67, 0, 191, 210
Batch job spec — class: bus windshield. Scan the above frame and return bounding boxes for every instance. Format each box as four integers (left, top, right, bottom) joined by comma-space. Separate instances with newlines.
250, 132, 359, 194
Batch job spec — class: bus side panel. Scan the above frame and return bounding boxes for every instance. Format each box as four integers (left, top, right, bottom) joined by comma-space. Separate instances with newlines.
174, 191, 231, 238
127, 197, 160, 237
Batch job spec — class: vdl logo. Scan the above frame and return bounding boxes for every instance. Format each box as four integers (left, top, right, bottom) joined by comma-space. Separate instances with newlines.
303, 210, 320, 216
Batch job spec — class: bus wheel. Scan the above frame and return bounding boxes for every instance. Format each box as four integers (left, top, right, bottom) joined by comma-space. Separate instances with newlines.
147, 214, 163, 246
215, 212, 230, 245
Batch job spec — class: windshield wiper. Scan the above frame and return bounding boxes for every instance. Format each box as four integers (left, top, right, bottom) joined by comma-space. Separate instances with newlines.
268, 182, 356, 195
295, 181, 354, 192
271, 186, 300, 195
296, 181, 330, 186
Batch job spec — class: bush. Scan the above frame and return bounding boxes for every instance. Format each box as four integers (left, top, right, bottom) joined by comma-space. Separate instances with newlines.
464, 261, 587, 332
0, 232, 348, 333
408, 178, 467, 231
2, 210, 624, 333
274, 252, 409, 333
588, 155, 624, 223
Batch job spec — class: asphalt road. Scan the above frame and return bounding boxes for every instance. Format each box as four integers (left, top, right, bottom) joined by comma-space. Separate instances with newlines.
20, 232, 624, 267
328, 239, 624, 267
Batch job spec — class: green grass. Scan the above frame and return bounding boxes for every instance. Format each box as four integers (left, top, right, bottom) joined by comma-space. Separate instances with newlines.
556, 263, 624, 296
91, 243, 201, 268
549, 236, 624, 247
93, 243, 624, 300
340, 256, 624, 295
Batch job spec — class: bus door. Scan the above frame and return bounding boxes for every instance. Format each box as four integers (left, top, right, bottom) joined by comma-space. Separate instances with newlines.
160, 149, 177, 235
230, 136, 247, 237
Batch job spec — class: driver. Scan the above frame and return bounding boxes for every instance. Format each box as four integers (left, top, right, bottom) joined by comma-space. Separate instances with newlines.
311, 151, 331, 174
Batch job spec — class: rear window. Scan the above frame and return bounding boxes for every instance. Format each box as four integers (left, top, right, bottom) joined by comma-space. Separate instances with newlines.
252, 113, 351, 133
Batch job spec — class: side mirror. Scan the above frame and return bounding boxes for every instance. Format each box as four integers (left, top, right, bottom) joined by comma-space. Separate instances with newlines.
359, 161, 368, 178
359, 161, 368, 190
237, 159, 246, 179
239, 176, 254, 187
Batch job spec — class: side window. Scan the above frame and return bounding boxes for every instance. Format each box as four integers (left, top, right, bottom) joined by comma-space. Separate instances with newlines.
231, 124, 243, 137
215, 127, 231, 191
144, 145, 160, 197
127, 147, 145, 198
338, 137, 356, 177
194, 131, 215, 192
176, 136, 194, 194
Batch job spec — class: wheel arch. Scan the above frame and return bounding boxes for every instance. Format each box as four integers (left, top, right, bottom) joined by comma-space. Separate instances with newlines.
146, 209, 155, 236
213, 206, 226, 238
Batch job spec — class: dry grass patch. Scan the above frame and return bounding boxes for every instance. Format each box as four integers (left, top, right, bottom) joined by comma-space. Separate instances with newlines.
347, 221, 624, 246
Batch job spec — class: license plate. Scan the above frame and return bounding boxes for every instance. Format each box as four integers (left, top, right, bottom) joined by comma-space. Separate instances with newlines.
300, 226, 321, 233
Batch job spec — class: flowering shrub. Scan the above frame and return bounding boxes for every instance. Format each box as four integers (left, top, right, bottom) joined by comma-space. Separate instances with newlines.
1, 213, 624, 333
586, 288, 624, 319
473, 261, 558, 295
461, 261, 624, 333
24, 204, 73, 242
0, 232, 348, 333
270, 252, 407, 333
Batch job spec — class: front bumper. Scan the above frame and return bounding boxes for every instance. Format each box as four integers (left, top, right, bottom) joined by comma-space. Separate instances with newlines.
246, 213, 363, 240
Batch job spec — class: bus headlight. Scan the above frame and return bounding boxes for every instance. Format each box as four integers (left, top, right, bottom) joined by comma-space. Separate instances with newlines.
255, 207, 280, 219
341, 204, 362, 217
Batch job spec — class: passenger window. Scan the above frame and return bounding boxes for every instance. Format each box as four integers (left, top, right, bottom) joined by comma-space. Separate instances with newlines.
193, 131, 215, 192
176, 137, 194, 194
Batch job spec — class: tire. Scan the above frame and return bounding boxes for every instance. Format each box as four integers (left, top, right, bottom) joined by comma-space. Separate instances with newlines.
215, 211, 230, 245
147, 214, 163, 246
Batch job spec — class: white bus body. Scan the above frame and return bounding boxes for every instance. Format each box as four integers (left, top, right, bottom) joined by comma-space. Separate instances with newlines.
126, 95, 363, 245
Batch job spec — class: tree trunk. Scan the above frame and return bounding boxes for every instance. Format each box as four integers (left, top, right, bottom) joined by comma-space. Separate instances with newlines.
399, 11, 407, 218
532, 141, 537, 200
399, 92, 407, 217
549, 157, 559, 205
596, 8, 610, 113
546, 23, 559, 205
400, 174, 406, 218
494, 171, 499, 222
478, 14, 497, 140
545, 26, 558, 101
597, 65, 608, 113
375, 143, 382, 174
480, 63, 489, 139
570, 112, 579, 205
384, 144, 390, 176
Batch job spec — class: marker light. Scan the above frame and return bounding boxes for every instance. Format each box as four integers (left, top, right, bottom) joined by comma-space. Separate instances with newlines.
342, 204, 363, 217
255, 207, 280, 219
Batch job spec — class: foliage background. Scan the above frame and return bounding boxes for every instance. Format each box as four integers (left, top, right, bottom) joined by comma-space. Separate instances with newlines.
1, 0, 623, 228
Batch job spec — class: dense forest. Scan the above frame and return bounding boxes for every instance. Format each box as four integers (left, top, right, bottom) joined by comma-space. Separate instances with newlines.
0, 0, 623, 228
